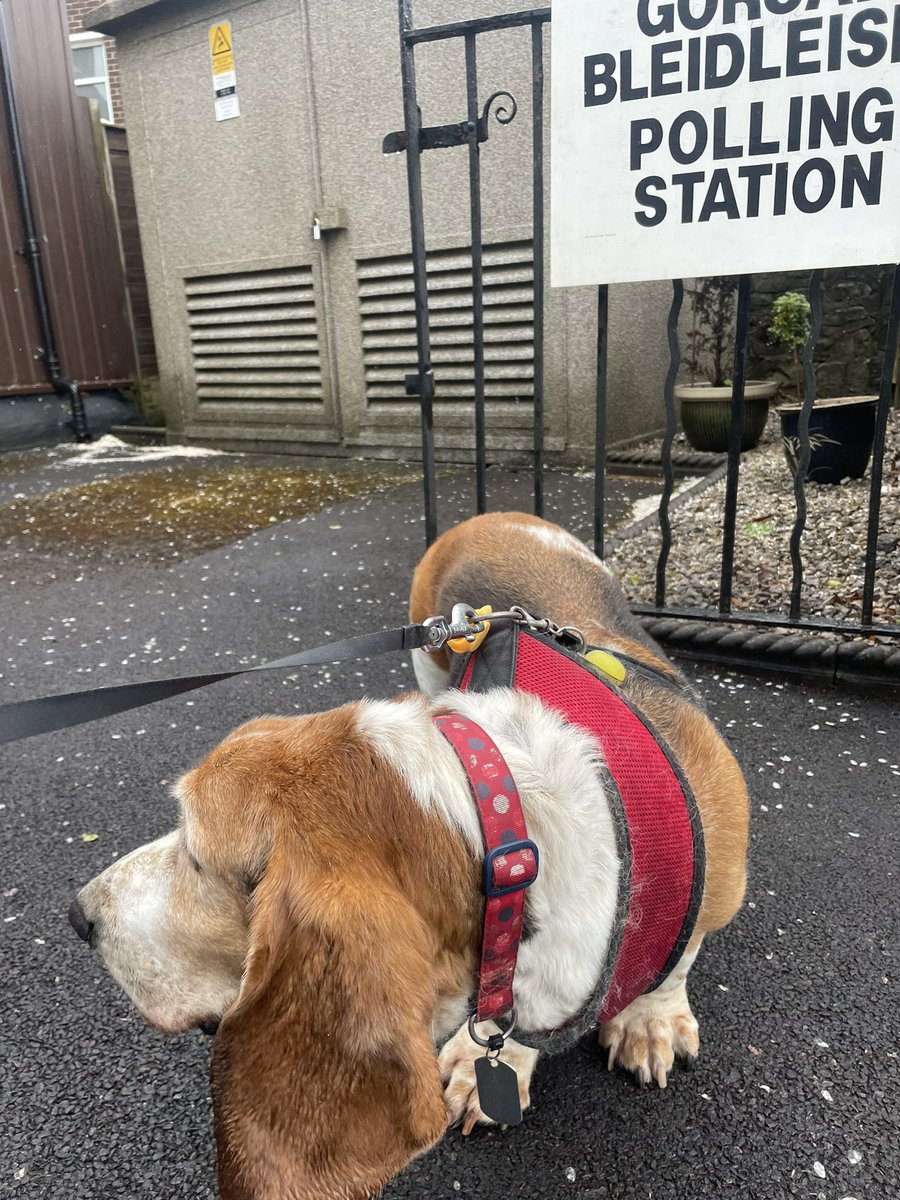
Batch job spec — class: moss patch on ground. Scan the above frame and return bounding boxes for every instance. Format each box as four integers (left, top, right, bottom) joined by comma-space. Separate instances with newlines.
0, 462, 418, 573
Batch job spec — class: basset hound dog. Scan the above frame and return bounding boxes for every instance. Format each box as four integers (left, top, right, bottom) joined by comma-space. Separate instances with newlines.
70, 511, 749, 1200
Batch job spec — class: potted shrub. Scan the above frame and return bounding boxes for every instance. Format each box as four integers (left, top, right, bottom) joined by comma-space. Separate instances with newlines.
771, 290, 878, 484
675, 276, 778, 452
769, 291, 809, 403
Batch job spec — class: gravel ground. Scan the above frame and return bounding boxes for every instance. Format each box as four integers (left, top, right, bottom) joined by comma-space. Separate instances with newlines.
609, 412, 900, 631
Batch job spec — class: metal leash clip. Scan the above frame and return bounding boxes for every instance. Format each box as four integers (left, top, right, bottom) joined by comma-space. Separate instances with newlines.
422, 603, 490, 653
422, 603, 584, 655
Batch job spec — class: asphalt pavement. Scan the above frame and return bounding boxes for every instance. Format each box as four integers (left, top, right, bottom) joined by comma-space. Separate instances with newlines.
1, 447, 897, 1200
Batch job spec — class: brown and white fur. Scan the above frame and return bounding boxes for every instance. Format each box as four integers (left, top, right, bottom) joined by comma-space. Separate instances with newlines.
71, 512, 749, 1200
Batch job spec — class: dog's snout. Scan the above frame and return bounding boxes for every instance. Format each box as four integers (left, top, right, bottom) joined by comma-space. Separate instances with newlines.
68, 898, 95, 945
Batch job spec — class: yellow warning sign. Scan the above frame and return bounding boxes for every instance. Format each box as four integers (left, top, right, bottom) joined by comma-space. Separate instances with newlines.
209, 20, 238, 119
209, 22, 234, 74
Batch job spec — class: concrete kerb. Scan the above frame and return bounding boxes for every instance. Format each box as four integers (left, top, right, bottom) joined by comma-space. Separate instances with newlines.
605, 459, 728, 550
605, 446, 725, 478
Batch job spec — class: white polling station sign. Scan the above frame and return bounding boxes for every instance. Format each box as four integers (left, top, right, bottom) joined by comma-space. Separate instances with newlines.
550, 0, 900, 286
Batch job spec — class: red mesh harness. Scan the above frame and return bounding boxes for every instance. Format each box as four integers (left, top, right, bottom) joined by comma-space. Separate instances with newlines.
442, 624, 704, 1032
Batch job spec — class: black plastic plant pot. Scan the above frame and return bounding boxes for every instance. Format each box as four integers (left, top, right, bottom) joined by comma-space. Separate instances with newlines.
675, 381, 777, 453
778, 396, 878, 485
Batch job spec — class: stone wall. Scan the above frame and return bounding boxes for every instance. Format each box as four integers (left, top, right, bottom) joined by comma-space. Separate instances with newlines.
748, 266, 894, 403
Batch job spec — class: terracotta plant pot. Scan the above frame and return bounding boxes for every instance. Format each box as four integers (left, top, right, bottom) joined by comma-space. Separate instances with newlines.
675, 380, 778, 453
778, 395, 878, 485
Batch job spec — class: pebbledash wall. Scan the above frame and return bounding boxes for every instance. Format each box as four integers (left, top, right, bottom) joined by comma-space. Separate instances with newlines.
88, 0, 676, 463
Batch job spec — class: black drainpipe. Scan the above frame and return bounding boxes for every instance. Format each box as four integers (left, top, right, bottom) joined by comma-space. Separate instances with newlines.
0, 2, 90, 441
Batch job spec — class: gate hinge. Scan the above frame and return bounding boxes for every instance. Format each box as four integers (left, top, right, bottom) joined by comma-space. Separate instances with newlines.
382, 91, 517, 155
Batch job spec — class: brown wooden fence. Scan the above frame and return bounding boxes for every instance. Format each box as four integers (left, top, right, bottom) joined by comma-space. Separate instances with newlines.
105, 123, 157, 383
0, 0, 135, 397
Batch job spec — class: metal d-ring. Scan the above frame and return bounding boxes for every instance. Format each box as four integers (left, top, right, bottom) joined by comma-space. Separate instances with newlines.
468, 1008, 517, 1048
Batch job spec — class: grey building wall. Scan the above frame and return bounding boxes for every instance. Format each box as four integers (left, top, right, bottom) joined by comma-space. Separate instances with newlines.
93, 0, 673, 462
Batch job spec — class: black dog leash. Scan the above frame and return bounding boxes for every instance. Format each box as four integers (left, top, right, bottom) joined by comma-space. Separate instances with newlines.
0, 622, 444, 747
3, 604, 651, 748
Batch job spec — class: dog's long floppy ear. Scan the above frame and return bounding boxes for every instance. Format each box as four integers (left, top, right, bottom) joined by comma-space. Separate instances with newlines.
211, 838, 448, 1200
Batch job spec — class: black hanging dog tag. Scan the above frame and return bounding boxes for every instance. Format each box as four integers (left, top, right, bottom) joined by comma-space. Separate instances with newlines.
474, 1055, 523, 1126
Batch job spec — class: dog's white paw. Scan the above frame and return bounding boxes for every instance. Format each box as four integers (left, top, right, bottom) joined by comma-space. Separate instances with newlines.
438, 1021, 539, 1135
599, 988, 700, 1088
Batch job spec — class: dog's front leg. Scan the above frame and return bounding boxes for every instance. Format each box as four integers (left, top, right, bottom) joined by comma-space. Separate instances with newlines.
439, 1020, 539, 1134
598, 941, 703, 1088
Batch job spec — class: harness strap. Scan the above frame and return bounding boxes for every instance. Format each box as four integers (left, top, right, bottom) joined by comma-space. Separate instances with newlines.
434, 713, 538, 1023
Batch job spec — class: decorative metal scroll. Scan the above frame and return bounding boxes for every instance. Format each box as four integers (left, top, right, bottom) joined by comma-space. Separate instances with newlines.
382, 90, 518, 155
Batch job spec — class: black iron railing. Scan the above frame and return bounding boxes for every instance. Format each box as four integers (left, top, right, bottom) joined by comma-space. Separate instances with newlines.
392, 1, 900, 647
626, 265, 900, 641
392, 3, 551, 544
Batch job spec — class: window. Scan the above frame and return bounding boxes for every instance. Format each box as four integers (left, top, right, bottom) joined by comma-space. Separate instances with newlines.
70, 33, 112, 122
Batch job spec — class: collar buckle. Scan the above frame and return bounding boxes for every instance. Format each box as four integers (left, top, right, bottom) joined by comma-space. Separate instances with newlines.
483, 840, 539, 898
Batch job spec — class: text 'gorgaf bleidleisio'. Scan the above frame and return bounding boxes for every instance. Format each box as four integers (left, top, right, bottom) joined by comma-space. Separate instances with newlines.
583, 0, 897, 225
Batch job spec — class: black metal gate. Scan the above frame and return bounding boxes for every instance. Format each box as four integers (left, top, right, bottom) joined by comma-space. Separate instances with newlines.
391, 1, 900, 653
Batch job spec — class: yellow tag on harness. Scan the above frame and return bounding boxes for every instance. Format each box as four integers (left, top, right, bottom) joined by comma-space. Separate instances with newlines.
448, 605, 493, 654
584, 648, 627, 683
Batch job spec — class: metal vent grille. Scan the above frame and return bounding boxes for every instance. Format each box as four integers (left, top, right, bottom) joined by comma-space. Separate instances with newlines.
185, 266, 322, 403
357, 241, 534, 406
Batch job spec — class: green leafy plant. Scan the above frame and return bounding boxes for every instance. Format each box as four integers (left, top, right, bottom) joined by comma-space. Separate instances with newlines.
743, 519, 773, 539
768, 291, 811, 403
685, 276, 739, 387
